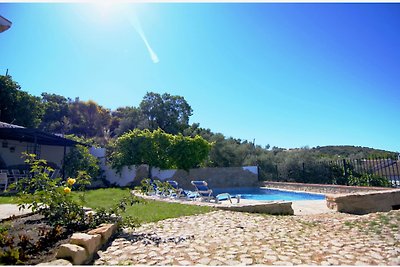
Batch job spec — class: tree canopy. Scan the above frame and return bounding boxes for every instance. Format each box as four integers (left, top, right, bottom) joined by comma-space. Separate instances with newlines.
139, 92, 193, 134
1, 74, 397, 186
109, 129, 211, 173
0, 75, 43, 127
39, 92, 70, 133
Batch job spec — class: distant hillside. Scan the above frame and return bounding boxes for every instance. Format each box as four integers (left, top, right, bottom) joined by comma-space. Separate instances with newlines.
311, 145, 398, 159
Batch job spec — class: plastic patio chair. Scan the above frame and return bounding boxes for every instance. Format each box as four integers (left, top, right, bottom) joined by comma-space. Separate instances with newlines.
0, 173, 8, 191
166, 180, 197, 200
191, 180, 214, 202
166, 180, 183, 197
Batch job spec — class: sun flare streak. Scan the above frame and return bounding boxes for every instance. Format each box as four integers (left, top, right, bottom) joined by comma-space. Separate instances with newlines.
92, 2, 160, 64
126, 13, 159, 64
132, 21, 160, 64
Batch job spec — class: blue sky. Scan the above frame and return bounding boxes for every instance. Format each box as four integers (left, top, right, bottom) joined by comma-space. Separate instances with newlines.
1, 3, 399, 152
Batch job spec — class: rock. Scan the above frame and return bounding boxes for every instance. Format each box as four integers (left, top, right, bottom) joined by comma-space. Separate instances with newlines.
272, 261, 293, 265
263, 255, 278, 262
177, 260, 193, 265
224, 259, 241, 265
209, 260, 223, 265
240, 257, 253, 265
87, 223, 118, 245
354, 261, 368, 265
56, 244, 87, 265
370, 252, 384, 260
70, 233, 102, 255
198, 257, 211, 265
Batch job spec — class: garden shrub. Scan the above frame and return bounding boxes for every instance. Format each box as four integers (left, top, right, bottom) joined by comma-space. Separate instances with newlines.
14, 153, 141, 230
348, 173, 391, 187
136, 178, 173, 196
64, 144, 102, 186
2, 154, 142, 264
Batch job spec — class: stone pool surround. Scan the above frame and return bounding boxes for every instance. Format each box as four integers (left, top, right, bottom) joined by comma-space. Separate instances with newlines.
262, 181, 393, 194
137, 181, 400, 215
133, 191, 294, 215
263, 181, 400, 215
325, 189, 400, 215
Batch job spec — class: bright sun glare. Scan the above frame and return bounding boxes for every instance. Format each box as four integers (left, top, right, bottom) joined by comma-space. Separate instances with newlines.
89, 1, 160, 64
93, 1, 119, 18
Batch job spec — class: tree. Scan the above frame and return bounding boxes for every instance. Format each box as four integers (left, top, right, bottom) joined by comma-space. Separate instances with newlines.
68, 99, 111, 140
109, 129, 211, 176
139, 92, 193, 134
111, 106, 148, 137
169, 134, 212, 170
0, 75, 43, 127
39, 93, 70, 133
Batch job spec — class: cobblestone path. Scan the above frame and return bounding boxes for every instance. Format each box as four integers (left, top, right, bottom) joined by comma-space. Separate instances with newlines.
94, 210, 400, 265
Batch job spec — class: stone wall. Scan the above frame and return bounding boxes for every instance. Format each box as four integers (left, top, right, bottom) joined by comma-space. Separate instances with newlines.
154, 166, 259, 190
90, 147, 259, 189
326, 189, 400, 215
263, 181, 392, 195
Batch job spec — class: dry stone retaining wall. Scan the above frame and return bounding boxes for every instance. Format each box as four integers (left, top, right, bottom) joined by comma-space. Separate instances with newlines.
326, 189, 400, 214
263, 181, 392, 194
39, 223, 118, 265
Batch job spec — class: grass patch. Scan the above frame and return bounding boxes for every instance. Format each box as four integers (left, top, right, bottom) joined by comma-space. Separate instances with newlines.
72, 187, 132, 210
123, 200, 214, 223
2, 188, 213, 224
0, 195, 19, 204
72, 187, 213, 224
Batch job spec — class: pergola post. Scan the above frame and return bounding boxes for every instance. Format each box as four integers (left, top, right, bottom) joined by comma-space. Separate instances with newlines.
62, 144, 66, 180
33, 132, 38, 158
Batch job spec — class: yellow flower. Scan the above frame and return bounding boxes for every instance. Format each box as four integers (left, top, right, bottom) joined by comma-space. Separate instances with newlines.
64, 187, 71, 194
67, 178, 76, 186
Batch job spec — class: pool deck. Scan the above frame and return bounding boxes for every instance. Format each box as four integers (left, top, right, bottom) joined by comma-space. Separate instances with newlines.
291, 200, 334, 215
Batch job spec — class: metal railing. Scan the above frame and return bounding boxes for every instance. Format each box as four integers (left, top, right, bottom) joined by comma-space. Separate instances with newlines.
264, 158, 400, 188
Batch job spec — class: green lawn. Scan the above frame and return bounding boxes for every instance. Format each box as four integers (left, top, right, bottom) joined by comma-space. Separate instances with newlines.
1, 188, 213, 223
0, 195, 19, 204
73, 187, 214, 223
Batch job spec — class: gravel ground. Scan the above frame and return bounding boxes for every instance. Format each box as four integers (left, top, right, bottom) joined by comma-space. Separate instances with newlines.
94, 209, 400, 265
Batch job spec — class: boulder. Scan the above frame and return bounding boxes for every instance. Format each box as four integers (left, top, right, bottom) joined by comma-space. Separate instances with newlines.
326, 189, 400, 214
56, 244, 87, 265
70, 232, 102, 255
87, 223, 118, 245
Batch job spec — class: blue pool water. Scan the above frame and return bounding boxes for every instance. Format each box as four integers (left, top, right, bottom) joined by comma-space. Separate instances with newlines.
212, 187, 325, 201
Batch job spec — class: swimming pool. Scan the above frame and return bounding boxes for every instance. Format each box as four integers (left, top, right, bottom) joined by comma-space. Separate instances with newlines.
212, 187, 325, 201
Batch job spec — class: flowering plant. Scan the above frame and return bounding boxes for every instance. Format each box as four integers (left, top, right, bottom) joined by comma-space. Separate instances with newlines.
67, 178, 76, 186
14, 153, 141, 231
14, 153, 88, 230
63, 187, 71, 194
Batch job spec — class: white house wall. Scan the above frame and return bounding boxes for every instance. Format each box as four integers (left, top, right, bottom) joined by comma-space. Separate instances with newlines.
89, 147, 137, 186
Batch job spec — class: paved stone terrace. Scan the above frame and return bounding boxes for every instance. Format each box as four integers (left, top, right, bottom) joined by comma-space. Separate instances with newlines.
94, 209, 400, 265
